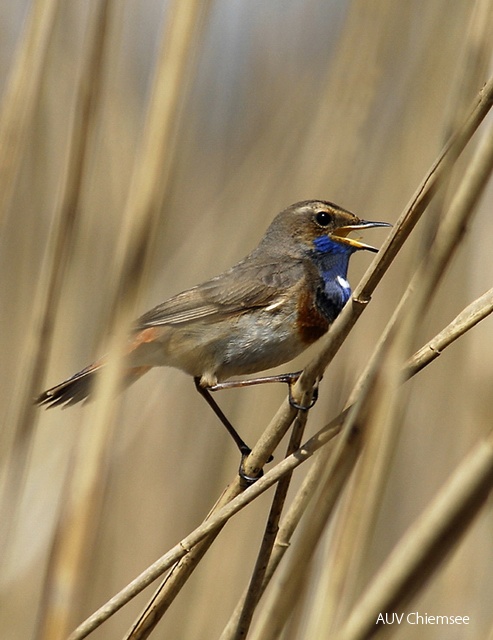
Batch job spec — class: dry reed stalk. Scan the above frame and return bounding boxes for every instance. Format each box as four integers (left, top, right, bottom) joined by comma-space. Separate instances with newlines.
34, 1, 210, 638
32, 3, 124, 638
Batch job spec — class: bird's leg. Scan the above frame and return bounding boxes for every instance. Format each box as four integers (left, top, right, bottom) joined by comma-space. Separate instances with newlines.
195, 378, 274, 484
194, 377, 251, 457
207, 371, 302, 391
207, 371, 319, 411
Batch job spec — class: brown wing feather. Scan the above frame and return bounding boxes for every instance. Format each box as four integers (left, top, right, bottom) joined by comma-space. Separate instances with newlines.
136, 258, 304, 329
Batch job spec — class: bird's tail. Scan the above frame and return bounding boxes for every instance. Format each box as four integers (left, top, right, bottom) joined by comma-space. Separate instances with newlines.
36, 361, 151, 408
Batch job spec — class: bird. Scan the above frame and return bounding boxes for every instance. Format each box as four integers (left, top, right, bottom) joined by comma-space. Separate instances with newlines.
36, 200, 389, 465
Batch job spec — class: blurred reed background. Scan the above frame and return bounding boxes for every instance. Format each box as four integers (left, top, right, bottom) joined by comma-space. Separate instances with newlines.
1, 1, 493, 639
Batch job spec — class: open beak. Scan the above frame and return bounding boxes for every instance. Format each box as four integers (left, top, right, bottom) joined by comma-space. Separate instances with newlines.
330, 220, 392, 253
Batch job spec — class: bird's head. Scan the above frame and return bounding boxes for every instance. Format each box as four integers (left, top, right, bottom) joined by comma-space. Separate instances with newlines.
265, 200, 391, 256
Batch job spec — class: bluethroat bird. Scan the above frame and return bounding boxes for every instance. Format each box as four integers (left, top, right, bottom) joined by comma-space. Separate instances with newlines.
37, 200, 389, 467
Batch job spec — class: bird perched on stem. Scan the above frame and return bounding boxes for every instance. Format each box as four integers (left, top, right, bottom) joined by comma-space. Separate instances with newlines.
37, 200, 390, 474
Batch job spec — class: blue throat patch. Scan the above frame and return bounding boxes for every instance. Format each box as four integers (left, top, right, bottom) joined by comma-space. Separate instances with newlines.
312, 236, 354, 322
312, 235, 352, 255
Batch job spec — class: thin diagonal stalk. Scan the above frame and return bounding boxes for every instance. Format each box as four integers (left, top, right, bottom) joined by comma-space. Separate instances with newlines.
124, 478, 243, 640
229, 409, 313, 640
405, 286, 493, 376
348, 116, 493, 402
321, 322, 412, 635
410, 126, 493, 322
219, 430, 323, 640
249, 370, 382, 640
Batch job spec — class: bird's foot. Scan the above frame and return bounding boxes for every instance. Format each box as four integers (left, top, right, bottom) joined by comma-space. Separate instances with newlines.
238, 451, 263, 486
287, 375, 320, 411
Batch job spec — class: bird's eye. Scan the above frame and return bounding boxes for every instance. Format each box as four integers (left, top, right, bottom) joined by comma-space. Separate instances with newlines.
315, 210, 332, 227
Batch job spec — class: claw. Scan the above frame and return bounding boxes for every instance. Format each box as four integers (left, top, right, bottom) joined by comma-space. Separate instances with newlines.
288, 381, 319, 411
239, 455, 264, 486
